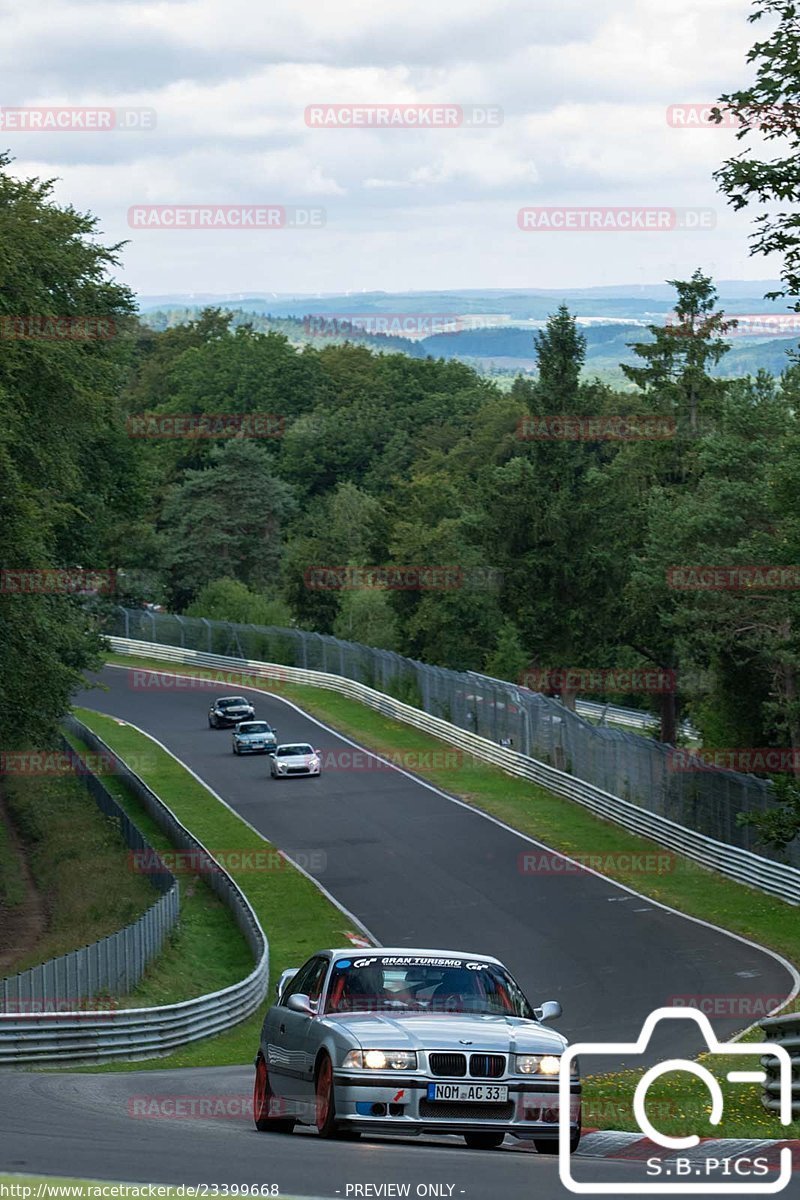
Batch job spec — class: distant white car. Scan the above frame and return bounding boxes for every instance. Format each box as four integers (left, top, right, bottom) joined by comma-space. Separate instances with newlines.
270, 743, 322, 779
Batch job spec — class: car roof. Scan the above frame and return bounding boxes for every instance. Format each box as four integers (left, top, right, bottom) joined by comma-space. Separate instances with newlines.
316, 947, 504, 966
215, 695, 247, 702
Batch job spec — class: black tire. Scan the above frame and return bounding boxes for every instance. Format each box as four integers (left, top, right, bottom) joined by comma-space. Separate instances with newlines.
463, 1132, 506, 1150
253, 1055, 294, 1134
208, 717, 215, 728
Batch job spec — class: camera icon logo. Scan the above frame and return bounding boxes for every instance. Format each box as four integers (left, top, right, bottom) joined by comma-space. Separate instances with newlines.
558, 1007, 793, 1194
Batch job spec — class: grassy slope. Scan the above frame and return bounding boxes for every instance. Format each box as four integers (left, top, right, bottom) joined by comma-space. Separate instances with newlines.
63, 728, 252, 1008
2, 769, 157, 972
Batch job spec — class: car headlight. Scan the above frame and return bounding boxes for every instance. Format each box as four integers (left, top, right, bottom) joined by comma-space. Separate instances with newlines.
342, 1050, 417, 1070
515, 1054, 566, 1075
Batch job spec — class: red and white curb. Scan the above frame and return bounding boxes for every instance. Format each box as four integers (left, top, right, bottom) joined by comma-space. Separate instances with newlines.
515, 1129, 800, 1167
343, 930, 372, 948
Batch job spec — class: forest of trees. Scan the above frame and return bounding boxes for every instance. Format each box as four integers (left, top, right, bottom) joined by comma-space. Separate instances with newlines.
2, 1, 800, 852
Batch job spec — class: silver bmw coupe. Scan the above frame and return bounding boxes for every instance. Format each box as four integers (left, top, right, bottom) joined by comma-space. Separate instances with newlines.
253, 947, 580, 1151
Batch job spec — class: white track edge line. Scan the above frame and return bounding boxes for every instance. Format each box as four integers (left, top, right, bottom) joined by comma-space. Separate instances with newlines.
88, 708, 380, 948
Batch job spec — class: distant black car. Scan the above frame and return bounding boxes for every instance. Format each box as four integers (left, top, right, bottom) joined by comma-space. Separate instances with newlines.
208, 695, 255, 728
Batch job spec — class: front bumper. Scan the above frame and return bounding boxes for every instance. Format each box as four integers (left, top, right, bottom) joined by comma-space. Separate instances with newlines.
331, 1072, 580, 1137
235, 741, 276, 753
273, 766, 321, 776
216, 713, 254, 726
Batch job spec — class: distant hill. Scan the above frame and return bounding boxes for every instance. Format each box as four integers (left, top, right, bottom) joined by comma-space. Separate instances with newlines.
138, 278, 800, 380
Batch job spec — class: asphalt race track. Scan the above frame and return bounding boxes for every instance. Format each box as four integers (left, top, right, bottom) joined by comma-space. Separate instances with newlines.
7, 1065, 800, 1200
71, 666, 796, 1055
1, 664, 797, 1198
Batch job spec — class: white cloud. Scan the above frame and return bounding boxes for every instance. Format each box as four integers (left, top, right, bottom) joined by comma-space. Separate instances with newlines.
0, 0, 777, 292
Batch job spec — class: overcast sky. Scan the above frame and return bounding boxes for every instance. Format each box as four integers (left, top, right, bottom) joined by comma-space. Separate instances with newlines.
0, 0, 780, 298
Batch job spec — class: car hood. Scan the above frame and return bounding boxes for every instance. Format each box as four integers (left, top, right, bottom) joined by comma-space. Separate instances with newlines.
237, 731, 274, 739
321, 1012, 567, 1055
277, 754, 315, 764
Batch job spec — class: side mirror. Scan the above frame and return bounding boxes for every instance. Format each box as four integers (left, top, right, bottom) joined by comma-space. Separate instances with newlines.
286, 993, 314, 1016
534, 1000, 562, 1023
275, 968, 299, 999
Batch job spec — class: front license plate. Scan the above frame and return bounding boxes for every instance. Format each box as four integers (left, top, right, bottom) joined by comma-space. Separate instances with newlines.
427, 1083, 508, 1102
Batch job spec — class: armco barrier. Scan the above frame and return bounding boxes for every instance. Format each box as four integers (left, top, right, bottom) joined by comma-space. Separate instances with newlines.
1, 734, 179, 1016
112, 607, 795, 870
0, 716, 269, 1064
760, 1013, 800, 1117
109, 638, 800, 906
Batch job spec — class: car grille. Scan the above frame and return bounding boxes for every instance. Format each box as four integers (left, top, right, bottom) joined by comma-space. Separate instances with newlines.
469, 1054, 506, 1078
429, 1053, 467, 1077
419, 1100, 514, 1121
428, 1052, 506, 1078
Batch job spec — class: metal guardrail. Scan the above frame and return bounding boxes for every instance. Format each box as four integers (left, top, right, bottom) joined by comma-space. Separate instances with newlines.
110, 638, 800, 906
574, 699, 698, 739
1, 734, 179, 1019
0, 717, 269, 1064
114, 608, 795, 871
760, 1013, 800, 1116
466, 671, 700, 739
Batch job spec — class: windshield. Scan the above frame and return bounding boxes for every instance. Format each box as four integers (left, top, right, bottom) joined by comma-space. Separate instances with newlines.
238, 722, 270, 734
218, 697, 247, 708
324, 956, 534, 1018
276, 744, 314, 757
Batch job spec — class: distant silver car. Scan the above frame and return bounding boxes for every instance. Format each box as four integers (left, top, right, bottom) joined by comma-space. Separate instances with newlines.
232, 721, 278, 755
269, 743, 322, 779
253, 947, 580, 1151
208, 695, 255, 728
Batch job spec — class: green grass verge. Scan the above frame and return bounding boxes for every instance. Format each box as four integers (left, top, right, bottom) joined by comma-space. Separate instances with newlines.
73, 706, 357, 1071
2, 767, 157, 973
585, 1035, 800, 1137
61, 729, 252, 1009
97, 654, 800, 1139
